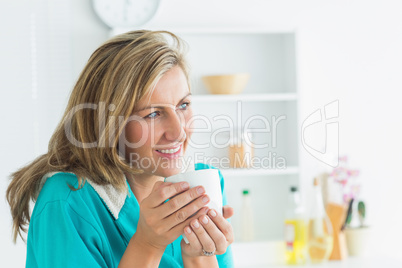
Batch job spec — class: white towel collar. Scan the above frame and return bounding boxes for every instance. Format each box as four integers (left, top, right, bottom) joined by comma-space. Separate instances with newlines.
38, 172, 128, 220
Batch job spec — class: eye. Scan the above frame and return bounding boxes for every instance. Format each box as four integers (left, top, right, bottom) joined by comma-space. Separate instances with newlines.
145, 111, 160, 119
178, 102, 191, 110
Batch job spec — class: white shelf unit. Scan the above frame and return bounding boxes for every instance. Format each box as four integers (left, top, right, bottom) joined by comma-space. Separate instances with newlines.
176, 28, 299, 242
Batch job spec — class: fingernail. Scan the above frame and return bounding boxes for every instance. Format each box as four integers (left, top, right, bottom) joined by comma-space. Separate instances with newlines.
202, 216, 209, 224
181, 182, 189, 190
197, 187, 205, 195
202, 195, 209, 203
185, 226, 192, 234
209, 209, 217, 218
192, 220, 200, 228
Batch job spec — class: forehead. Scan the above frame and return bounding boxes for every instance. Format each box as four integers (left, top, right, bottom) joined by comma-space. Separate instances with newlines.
136, 66, 190, 110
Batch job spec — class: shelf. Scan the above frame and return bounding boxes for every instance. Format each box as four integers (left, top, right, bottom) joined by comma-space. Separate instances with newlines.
219, 166, 299, 177
191, 93, 297, 102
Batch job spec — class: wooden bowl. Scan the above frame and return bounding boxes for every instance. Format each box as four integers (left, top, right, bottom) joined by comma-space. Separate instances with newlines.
202, 73, 250, 94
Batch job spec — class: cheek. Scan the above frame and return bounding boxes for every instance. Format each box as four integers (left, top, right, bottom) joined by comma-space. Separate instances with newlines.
185, 109, 194, 134
124, 122, 145, 144
125, 121, 165, 148
124, 122, 156, 151
183, 110, 194, 149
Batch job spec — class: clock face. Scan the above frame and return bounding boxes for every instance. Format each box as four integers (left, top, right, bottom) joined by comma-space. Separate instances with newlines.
93, 0, 161, 28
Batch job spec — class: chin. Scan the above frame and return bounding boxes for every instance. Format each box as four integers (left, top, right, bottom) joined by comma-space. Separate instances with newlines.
152, 166, 182, 178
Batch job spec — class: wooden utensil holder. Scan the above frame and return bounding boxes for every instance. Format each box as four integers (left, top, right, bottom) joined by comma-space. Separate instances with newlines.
326, 203, 348, 260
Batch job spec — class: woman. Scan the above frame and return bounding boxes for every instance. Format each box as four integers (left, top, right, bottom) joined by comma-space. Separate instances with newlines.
6, 30, 234, 267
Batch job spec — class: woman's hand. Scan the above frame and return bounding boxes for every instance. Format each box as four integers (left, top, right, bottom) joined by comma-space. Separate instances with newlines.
181, 205, 235, 258
134, 181, 210, 251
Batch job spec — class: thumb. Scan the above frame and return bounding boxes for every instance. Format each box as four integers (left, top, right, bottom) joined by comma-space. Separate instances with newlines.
222, 205, 234, 219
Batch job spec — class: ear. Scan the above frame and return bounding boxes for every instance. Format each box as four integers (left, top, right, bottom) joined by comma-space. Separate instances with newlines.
222, 205, 234, 219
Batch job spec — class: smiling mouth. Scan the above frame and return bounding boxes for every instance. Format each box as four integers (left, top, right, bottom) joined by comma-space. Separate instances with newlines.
156, 147, 180, 154
155, 144, 182, 154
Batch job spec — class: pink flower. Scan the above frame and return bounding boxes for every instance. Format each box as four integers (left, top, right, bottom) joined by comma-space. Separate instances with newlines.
329, 155, 360, 205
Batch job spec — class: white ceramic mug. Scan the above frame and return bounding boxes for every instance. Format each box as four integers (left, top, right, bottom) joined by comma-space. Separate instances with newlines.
165, 169, 222, 243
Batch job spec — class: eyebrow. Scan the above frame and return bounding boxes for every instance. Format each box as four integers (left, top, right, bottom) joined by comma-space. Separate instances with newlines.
134, 92, 192, 113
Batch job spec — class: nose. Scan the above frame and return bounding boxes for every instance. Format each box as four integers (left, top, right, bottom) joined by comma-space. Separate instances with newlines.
164, 110, 186, 143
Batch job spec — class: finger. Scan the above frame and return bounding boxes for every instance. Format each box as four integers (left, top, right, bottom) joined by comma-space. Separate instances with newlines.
169, 206, 209, 238
199, 215, 227, 254
158, 185, 206, 218
190, 218, 216, 254
182, 225, 202, 251
164, 193, 210, 227
222, 205, 234, 219
147, 181, 190, 207
208, 209, 234, 244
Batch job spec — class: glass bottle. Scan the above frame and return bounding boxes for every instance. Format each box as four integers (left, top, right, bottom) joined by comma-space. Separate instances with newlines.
307, 178, 334, 263
284, 186, 307, 265
241, 189, 254, 241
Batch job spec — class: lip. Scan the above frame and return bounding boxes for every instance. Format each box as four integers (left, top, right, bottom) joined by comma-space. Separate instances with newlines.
154, 144, 183, 159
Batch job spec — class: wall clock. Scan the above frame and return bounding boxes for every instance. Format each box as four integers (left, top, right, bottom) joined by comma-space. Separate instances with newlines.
93, 0, 161, 28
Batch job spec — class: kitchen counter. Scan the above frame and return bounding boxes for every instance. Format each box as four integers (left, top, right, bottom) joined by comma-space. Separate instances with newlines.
231, 241, 402, 268
235, 257, 402, 268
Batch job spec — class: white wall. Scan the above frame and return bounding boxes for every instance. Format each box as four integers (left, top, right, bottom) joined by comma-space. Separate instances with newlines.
1, 0, 401, 266
296, 1, 402, 259
0, 0, 107, 266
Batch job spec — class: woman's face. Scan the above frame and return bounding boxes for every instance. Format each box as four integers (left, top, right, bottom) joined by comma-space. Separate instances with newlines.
122, 66, 193, 178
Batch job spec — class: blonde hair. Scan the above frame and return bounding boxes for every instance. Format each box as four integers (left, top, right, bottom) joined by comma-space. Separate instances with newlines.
6, 30, 189, 242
